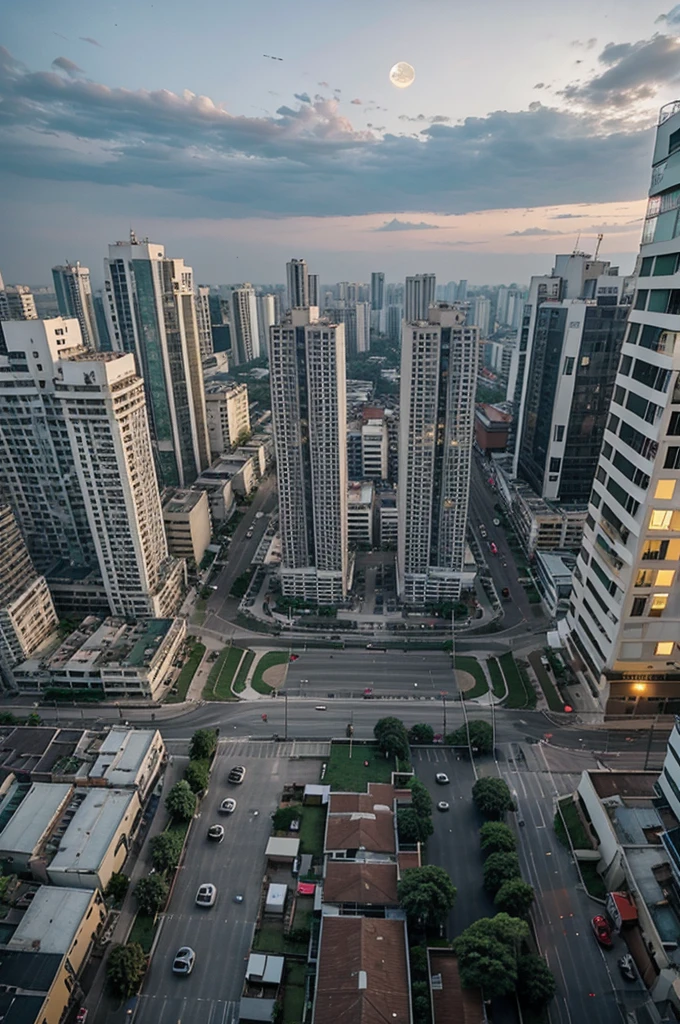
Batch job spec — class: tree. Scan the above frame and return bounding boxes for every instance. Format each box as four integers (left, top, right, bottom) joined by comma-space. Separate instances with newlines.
495, 879, 535, 918
472, 777, 515, 819
150, 831, 183, 873
374, 717, 410, 761
134, 874, 169, 916
408, 778, 433, 819
26, 712, 42, 727
397, 866, 456, 929
479, 821, 516, 854
411, 983, 431, 1024
272, 806, 298, 831
408, 723, 434, 745
409, 945, 428, 978
165, 780, 196, 822
105, 873, 130, 903
189, 728, 218, 761
107, 942, 147, 998
447, 721, 493, 755
483, 852, 522, 894
397, 806, 433, 845
454, 915, 529, 1000
516, 953, 557, 1008
184, 759, 210, 794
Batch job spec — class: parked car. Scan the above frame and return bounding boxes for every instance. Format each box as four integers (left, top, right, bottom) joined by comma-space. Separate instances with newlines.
618, 954, 636, 981
289, 819, 301, 832
591, 915, 613, 948
493, 518, 501, 526
246, 529, 254, 539
207, 824, 225, 842
76, 1011, 88, 1024
255, 511, 264, 519
172, 947, 196, 975
228, 765, 246, 784
195, 883, 217, 908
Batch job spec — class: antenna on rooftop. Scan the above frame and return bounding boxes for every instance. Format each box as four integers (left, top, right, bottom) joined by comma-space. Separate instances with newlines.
572, 232, 581, 255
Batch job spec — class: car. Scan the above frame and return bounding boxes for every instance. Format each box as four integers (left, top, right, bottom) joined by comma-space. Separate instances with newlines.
172, 947, 196, 975
480, 528, 487, 539
618, 954, 636, 981
220, 797, 237, 814
289, 818, 301, 832
228, 765, 246, 784
591, 915, 613, 948
207, 823, 225, 842
196, 883, 217, 907
489, 542, 498, 555
246, 529, 254, 539
315, 705, 327, 711
435, 773, 450, 784
501, 587, 510, 599
76, 1011, 88, 1024
363, 688, 374, 698
493, 518, 500, 526
255, 511, 264, 518
233, 893, 244, 903
437, 801, 450, 811
292, 857, 300, 876
289, 653, 300, 661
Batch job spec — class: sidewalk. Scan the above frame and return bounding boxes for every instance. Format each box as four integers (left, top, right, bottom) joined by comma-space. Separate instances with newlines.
84, 755, 189, 1024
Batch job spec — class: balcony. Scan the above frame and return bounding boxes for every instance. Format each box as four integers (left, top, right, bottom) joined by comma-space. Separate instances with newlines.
660, 101, 680, 125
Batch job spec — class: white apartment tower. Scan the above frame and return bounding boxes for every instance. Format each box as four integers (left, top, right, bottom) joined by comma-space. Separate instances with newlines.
52, 263, 100, 350
0, 285, 38, 322
269, 309, 348, 603
195, 285, 214, 359
230, 285, 260, 364
471, 297, 492, 339
286, 259, 310, 309
398, 306, 478, 603
205, 382, 251, 456
404, 274, 436, 322
257, 294, 277, 355
0, 319, 185, 620
104, 234, 210, 487
566, 102, 680, 715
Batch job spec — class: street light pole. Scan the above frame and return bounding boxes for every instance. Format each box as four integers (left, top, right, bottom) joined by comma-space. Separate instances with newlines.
284, 692, 288, 742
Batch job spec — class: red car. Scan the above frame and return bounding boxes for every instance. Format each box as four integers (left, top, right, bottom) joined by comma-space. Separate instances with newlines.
591, 915, 612, 948
76, 1011, 88, 1024
289, 654, 299, 661
489, 542, 498, 554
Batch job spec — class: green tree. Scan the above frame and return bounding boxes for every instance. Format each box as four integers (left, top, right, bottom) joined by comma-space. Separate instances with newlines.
107, 942, 147, 998
189, 728, 218, 761
397, 806, 433, 845
105, 873, 130, 903
165, 780, 196, 822
447, 721, 493, 755
134, 874, 169, 916
472, 777, 515, 819
272, 806, 298, 831
397, 866, 457, 929
517, 953, 557, 1008
150, 831, 184, 873
408, 723, 434, 745
409, 945, 428, 978
374, 717, 410, 760
412, 994, 431, 1024
479, 821, 516, 854
454, 915, 529, 1000
26, 711, 42, 727
409, 778, 433, 819
184, 759, 210, 794
483, 852, 522, 894
495, 879, 535, 918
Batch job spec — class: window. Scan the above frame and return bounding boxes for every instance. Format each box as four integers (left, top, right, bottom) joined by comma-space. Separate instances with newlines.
654, 253, 680, 276
631, 597, 646, 616
634, 289, 648, 310
635, 569, 654, 587
669, 412, 680, 436
549, 457, 561, 473
649, 289, 670, 312
641, 539, 669, 560
655, 479, 676, 500
620, 355, 632, 376
640, 256, 654, 276
614, 385, 627, 406
650, 509, 673, 530
632, 358, 671, 393
656, 570, 676, 587
650, 594, 669, 617
563, 357, 574, 375
553, 424, 565, 442
656, 641, 675, 655
665, 446, 680, 470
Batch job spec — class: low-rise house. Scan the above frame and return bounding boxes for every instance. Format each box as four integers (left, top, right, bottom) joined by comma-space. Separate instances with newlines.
86, 726, 165, 801
323, 862, 399, 910
0, 782, 73, 877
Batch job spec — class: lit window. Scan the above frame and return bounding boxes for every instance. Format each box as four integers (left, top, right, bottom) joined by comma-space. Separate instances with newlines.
655, 480, 676, 500
656, 570, 676, 586
650, 509, 673, 530
656, 642, 675, 655
650, 593, 669, 616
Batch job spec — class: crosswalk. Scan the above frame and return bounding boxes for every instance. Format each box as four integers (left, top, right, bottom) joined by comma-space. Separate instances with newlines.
215, 739, 331, 760
135, 994, 239, 1024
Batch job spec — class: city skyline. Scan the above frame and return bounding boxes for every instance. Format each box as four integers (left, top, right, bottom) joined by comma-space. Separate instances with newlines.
2, 2, 679, 281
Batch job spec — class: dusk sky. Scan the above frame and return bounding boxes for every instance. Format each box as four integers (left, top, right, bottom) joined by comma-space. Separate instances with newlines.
2, 0, 680, 286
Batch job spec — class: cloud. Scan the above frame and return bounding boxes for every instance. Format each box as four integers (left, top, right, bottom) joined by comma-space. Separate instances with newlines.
550, 213, 584, 219
350, 98, 362, 105
657, 5, 680, 26
398, 113, 450, 124
506, 227, 560, 236
318, 81, 329, 87
429, 114, 450, 123
534, 82, 545, 89
376, 218, 440, 231
560, 33, 680, 108
80, 37, 102, 47
570, 38, 597, 49
51, 56, 83, 76
294, 92, 311, 103
0, 46, 655, 220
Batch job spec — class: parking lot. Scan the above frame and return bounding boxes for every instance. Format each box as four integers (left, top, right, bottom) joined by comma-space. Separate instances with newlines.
134, 745, 301, 1024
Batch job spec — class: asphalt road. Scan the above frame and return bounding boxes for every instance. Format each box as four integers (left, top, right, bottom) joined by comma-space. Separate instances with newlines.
135, 747, 285, 1024
283, 649, 455, 698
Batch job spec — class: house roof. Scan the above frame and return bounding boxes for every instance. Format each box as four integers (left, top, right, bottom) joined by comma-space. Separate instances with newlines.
428, 950, 484, 1024
9, 886, 96, 954
313, 917, 410, 1024
0, 783, 72, 856
325, 811, 395, 854
323, 862, 399, 905
48, 789, 137, 875
328, 783, 411, 813
265, 837, 300, 858
0, 950, 62, 993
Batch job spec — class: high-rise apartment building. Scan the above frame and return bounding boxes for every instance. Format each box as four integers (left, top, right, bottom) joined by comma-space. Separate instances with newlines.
269, 309, 348, 603
104, 234, 210, 487
308, 275, 319, 308
386, 304, 404, 343
0, 504, 58, 683
371, 273, 385, 311
0, 284, 38, 322
205, 381, 251, 456
397, 306, 478, 603
361, 414, 389, 480
404, 274, 436, 322
195, 285, 214, 360
257, 294, 277, 355
566, 103, 680, 715
230, 284, 260, 365
0, 319, 185, 619
471, 297, 492, 338
457, 280, 468, 303
286, 258, 310, 309
326, 302, 370, 356
52, 263, 100, 350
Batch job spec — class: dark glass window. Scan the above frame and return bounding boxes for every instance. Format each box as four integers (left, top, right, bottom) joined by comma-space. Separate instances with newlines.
634, 289, 648, 310
619, 355, 632, 376
631, 358, 671, 393
649, 289, 670, 313
654, 253, 679, 276
669, 412, 680, 436
640, 256, 654, 276
630, 597, 646, 617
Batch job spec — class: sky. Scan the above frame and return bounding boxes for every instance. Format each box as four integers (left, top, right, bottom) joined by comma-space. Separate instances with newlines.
2, 0, 680, 287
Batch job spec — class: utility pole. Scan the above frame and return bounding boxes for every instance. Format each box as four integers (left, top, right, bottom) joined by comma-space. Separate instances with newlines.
440, 692, 447, 737
284, 692, 288, 742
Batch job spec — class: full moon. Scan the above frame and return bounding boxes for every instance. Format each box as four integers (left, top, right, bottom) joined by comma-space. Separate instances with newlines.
389, 62, 415, 88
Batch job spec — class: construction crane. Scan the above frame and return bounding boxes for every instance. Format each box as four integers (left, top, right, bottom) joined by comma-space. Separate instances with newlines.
594, 233, 604, 260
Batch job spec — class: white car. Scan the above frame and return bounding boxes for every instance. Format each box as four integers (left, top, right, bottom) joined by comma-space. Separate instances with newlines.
255, 511, 264, 519
437, 801, 450, 812
220, 798, 237, 814
196, 883, 217, 907
435, 773, 450, 785
207, 824, 224, 842
228, 765, 246, 784
172, 947, 196, 974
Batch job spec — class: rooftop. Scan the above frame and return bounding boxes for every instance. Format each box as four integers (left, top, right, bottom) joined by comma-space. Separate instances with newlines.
325, 810, 395, 854
0, 949, 62, 994
534, 551, 577, 580
428, 949, 484, 1024
589, 771, 659, 801
88, 728, 159, 787
9, 886, 95, 954
245, 953, 285, 985
162, 489, 207, 514
348, 483, 374, 507
49, 788, 137, 874
323, 862, 399, 905
476, 403, 512, 424
265, 837, 300, 859
47, 617, 174, 672
0, 992, 47, 1024
0, 783, 72, 855
313, 917, 410, 1024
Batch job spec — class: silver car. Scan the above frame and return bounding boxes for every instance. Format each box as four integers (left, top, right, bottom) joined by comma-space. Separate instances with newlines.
195, 883, 217, 908
172, 947, 196, 975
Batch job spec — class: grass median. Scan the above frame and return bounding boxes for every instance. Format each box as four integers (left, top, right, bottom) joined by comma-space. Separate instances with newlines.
487, 657, 506, 699
499, 653, 536, 709
455, 656, 488, 699
167, 642, 205, 703
233, 650, 256, 693
251, 651, 289, 694
203, 646, 245, 701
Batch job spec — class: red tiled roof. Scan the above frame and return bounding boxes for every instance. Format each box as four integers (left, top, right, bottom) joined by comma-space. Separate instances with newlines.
429, 950, 484, 1024
326, 810, 395, 853
397, 851, 421, 871
323, 862, 399, 905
